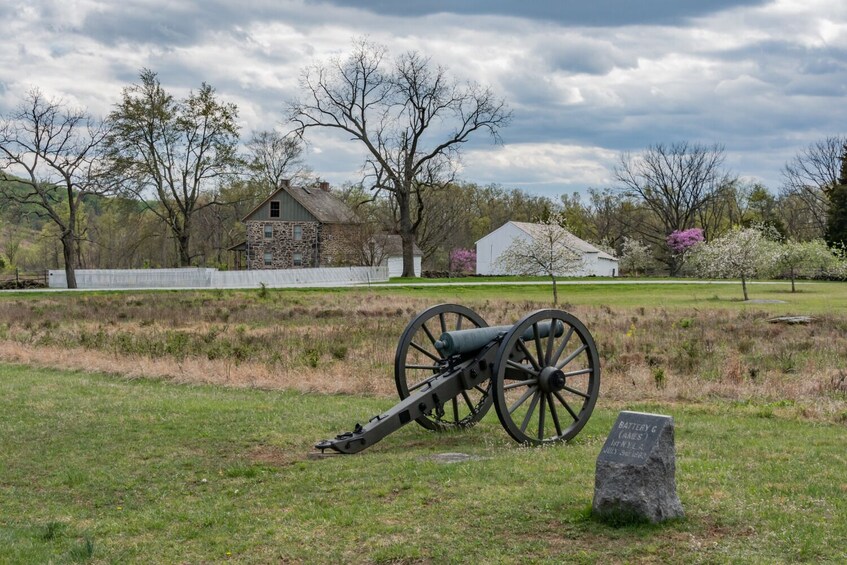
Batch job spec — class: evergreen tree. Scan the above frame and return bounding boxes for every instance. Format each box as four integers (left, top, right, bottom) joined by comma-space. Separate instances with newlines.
825, 144, 847, 247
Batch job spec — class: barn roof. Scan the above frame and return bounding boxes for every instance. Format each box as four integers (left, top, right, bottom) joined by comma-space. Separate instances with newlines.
370, 234, 422, 257
487, 221, 618, 260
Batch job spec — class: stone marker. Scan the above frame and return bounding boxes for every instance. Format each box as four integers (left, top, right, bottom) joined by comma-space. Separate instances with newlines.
592, 411, 684, 524
767, 315, 815, 325
426, 452, 485, 464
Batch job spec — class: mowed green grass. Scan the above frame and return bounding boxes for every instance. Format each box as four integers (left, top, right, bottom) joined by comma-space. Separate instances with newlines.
8, 278, 846, 313
1, 364, 846, 563
372, 279, 847, 313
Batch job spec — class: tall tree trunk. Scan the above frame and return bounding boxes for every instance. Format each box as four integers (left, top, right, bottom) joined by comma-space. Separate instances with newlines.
61, 231, 78, 289
741, 273, 748, 301
550, 274, 558, 305
397, 192, 416, 277
177, 232, 191, 267
175, 217, 191, 267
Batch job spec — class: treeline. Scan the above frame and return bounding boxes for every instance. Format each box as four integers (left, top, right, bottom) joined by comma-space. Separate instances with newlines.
3, 137, 847, 278
2, 50, 846, 283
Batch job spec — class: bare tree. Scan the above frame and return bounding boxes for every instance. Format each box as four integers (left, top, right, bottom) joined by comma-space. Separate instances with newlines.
496, 214, 585, 305
0, 89, 109, 288
781, 136, 845, 237
106, 69, 241, 266
615, 142, 735, 274
246, 129, 310, 191
289, 39, 510, 277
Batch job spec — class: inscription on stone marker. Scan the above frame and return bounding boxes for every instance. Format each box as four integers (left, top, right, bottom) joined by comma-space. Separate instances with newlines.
598, 411, 669, 465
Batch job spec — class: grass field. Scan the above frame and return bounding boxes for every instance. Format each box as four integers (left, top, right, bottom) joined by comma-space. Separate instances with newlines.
1, 364, 846, 563
1, 280, 846, 562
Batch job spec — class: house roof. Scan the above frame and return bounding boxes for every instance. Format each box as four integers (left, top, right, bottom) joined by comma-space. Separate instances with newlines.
369, 234, 422, 256
242, 182, 360, 224
494, 221, 618, 261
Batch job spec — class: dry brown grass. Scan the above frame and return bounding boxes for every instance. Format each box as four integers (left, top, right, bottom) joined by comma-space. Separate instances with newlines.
2, 289, 846, 421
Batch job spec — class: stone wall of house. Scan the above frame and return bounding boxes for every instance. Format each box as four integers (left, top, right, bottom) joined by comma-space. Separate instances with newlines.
246, 220, 320, 270
320, 223, 362, 266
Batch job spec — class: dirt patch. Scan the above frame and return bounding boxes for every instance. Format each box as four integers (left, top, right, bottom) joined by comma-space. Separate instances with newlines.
248, 444, 308, 467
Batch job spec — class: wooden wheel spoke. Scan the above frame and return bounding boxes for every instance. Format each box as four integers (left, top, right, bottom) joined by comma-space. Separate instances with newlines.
438, 313, 447, 335
547, 392, 563, 436
474, 384, 488, 395
410, 341, 440, 362
520, 391, 541, 433
505, 360, 538, 377
421, 323, 437, 347
504, 378, 537, 390
551, 327, 574, 366
516, 340, 541, 371
556, 343, 587, 370
533, 322, 544, 365
562, 368, 592, 378
538, 392, 546, 440
553, 391, 579, 421
455, 316, 464, 331
562, 384, 590, 399
545, 320, 556, 365
508, 386, 536, 415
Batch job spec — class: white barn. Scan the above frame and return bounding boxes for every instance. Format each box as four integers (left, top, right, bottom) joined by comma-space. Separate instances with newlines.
475, 221, 619, 277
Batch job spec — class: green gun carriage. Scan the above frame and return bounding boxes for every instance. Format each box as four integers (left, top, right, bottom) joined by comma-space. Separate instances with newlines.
316, 304, 601, 454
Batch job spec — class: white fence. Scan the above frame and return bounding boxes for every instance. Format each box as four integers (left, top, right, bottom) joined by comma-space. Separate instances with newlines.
48, 266, 389, 290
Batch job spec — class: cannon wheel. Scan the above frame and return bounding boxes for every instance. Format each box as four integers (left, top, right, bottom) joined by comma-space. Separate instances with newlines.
394, 303, 493, 431
492, 309, 600, 445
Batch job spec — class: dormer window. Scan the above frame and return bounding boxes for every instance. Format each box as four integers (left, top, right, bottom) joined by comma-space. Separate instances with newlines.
270, 201, 280, 218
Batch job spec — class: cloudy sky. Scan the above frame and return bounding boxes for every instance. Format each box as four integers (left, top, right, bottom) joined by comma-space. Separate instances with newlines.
3, 0, 845, 198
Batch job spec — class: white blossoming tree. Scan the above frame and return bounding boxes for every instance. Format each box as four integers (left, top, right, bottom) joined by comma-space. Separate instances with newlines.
691, 226, 780, 301
496, 214, 585, 305
619, 237, 654, 276
775, 239, 836, 292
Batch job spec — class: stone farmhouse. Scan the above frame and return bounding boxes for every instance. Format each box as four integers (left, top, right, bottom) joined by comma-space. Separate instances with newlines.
238, 180, 360, 270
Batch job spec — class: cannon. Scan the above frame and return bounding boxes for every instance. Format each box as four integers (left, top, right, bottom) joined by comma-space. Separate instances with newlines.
315, 304, 600, 454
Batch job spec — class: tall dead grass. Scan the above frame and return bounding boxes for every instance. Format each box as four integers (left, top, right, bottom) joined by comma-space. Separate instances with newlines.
1, 290, 845, 421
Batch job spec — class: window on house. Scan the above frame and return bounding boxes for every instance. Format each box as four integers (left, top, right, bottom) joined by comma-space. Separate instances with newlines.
293, 252, 303, 267
264, 224, 273, 239
270, 201, 280, 218
293, 225, 303, 241
263, 251, 273, 266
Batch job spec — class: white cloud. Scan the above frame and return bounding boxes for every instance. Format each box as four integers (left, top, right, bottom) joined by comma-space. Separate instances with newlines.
462, 143, 618, 193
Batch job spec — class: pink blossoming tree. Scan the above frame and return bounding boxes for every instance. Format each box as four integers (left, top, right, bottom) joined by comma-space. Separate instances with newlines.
666, 228, 704, 274
449, 248, 476, 274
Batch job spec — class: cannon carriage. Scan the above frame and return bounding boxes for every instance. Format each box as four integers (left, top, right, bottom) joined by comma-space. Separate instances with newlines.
316, 304, 600, 454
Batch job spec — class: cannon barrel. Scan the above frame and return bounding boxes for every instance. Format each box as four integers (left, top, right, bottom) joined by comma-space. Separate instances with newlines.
434, 320, 565, 357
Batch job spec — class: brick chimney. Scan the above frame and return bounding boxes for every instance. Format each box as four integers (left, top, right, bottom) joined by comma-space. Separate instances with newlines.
319, 181, 330, 192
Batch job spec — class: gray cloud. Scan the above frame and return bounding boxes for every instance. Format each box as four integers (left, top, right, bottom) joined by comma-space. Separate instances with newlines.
310, 0, 771, 27
2, 0, 846, 197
